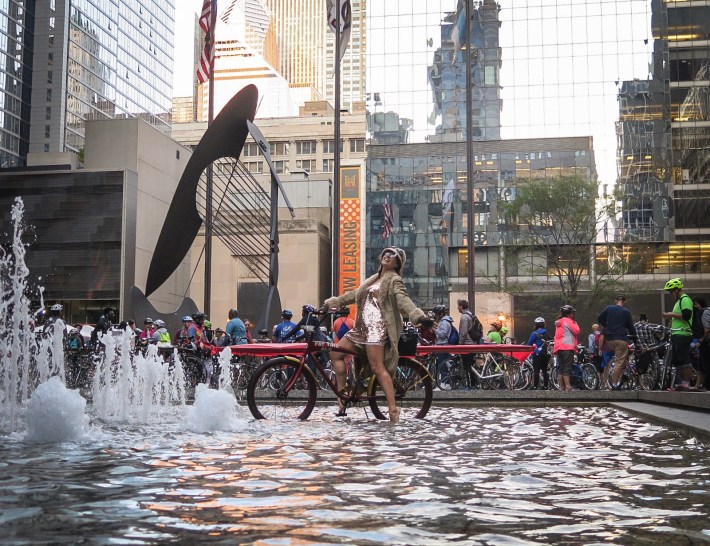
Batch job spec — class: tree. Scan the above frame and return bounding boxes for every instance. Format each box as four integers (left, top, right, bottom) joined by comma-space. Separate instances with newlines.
499, 175, 623, 301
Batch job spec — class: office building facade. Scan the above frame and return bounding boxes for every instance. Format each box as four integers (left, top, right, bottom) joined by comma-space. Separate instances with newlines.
0, 0, 35, 168
29, 0, 175, 156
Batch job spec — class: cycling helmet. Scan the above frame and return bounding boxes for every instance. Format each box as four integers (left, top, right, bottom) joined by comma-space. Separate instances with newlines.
182, 315, 193, 322
534, 317, 545, 324
302, 304, 317, 314
664, 278, 683, 291
192, 312, 205, 321
69, 328, 80, 335
50, 303, 63, 312
491, 320, 503, 329
319, 326, 328, 333
560, 305, 576, 316
154, 319, 165, 328
432, 304, 447, 315
144, 317, 154, 324
281, 309, 293, 318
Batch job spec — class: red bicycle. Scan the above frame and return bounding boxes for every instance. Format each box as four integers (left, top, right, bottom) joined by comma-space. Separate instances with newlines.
245, 309, 433, 421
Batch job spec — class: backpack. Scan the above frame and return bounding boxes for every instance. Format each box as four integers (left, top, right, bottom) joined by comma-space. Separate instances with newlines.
444, 318, 459, 345
536, 331, 550, 356
683, 295, 705, 339
465, 311, 483, 342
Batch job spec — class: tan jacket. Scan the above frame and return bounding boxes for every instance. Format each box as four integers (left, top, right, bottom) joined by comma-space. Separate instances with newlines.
324, 270, 425, 374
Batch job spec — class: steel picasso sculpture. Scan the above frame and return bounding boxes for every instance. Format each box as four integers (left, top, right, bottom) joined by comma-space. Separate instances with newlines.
133, 85, 294, 332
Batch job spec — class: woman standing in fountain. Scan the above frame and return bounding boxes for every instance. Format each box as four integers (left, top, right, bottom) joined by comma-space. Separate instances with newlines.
323, 247, 425, 423
554, 305, 580, 391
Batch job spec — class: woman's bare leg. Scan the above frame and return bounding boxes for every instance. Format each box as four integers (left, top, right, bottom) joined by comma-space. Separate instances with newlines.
331, 336, 357, 394
366, 344, 399, 422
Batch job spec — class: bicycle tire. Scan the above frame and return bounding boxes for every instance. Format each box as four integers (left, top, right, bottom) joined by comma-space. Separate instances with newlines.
368, 359, 433, 420
517, 359, 534, 390
246, 357, 317, 420
638, 355, 659, 391
581, 362, 600, 390
448, 359, 470, 390
550, 365, 560, 390
482, 355, 519, 390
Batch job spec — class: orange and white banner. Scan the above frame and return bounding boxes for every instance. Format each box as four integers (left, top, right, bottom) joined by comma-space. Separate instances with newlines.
338, 166, 361, 295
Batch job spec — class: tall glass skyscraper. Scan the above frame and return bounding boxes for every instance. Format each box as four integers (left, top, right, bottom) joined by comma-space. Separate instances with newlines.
29, 0, 174, 155
0, 0, 35, 167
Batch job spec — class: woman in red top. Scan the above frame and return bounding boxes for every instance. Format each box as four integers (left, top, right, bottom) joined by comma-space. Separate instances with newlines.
554, 305, 580, 391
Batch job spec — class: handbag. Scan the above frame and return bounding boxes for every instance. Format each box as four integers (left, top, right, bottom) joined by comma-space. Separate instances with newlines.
397, 326, 419, 356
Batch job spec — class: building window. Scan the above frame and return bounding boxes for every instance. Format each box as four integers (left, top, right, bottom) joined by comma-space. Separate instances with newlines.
48, 52, 53, 65
350, 139, 365, 153
273, 160, 286, 174
323, 139, 343, 153
296, 140, 316, 155
46, 89, 52, 102
45, 125, 50, 138
48, 34, 54, 48
243, 142, 260, 157
323, 159, 334, 172
269, 141, 289, 156
46, 107, 51, 120
244, 161, 263, 174
296, 159, 315, 172
47, 71, 52, 84
44, 143, 49, 152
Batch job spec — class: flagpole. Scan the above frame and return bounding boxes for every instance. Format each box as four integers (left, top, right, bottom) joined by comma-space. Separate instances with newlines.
464, 0, 475, 311
332, 2, 342, 298
204, 0, 216, 317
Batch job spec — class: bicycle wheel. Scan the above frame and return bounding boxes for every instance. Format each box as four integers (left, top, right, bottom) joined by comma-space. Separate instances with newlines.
581, 362, 600, 390
318, 362, 336, 390
482, 355, 520, 390
638, 356, 659, 391
246, 357, 317, 420
447, 360, 470, 390
517, 359, 534, 390
435, 357, 454, 390
369, 359, 433, 420
550, 365, 560, 390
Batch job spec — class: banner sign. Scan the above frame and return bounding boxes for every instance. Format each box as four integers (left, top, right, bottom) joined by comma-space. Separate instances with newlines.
339, 166, 361, 295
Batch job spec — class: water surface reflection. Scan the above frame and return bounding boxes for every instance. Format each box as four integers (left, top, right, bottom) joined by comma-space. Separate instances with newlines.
1, 407, 709, 544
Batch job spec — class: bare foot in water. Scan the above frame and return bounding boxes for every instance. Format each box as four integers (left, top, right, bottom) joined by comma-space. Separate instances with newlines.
389, 407, 400, 423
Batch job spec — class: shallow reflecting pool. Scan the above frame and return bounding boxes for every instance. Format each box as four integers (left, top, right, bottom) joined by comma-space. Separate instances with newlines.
1, 406, 709, 545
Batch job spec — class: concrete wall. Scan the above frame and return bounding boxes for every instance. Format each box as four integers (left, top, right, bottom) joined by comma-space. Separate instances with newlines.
84, 119, 193, 315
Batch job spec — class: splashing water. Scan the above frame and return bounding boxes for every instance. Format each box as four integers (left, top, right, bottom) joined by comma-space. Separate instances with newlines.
91, 331, 188, 423
24, 377, 87, 442
0, 197, 68, 434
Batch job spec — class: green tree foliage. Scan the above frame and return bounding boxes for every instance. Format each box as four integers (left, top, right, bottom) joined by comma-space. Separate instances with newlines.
499, 175, 621, 301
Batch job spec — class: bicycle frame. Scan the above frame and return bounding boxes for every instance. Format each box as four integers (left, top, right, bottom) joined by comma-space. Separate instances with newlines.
277, 314, 431, 406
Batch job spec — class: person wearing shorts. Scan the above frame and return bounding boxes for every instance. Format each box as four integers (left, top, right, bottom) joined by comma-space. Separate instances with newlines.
554, 305, 580, 391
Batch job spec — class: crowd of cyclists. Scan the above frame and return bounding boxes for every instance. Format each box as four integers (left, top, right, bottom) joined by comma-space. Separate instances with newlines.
34, 276, 710, 395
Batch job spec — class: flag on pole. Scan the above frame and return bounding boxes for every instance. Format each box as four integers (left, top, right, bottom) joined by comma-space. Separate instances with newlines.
382, 195, 394, 239
450, 5, 467, 64
197, 0, 215, 84
327, 0, 352, 62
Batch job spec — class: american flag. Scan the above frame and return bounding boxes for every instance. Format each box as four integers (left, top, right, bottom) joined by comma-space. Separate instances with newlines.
382, 195, 394, 239
197, 0, 215, 84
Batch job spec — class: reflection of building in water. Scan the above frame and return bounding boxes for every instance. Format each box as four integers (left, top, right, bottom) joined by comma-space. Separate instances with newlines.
427, 0, 502, 143
615, 79, 672, 243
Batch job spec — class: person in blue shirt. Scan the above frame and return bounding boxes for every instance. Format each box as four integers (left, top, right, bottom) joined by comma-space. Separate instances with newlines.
527, 317, 551, 390
273, 309, 298, 342
225, 308, 248, 345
